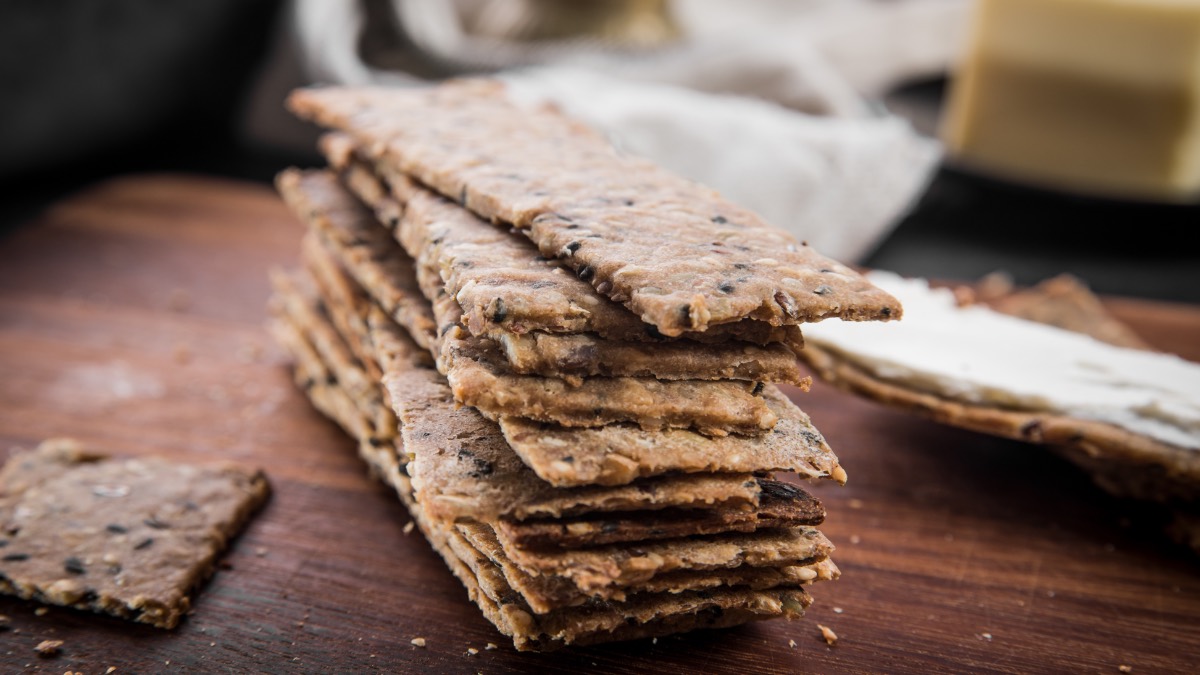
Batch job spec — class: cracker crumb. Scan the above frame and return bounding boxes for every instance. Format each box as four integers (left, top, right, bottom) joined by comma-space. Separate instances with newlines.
849, 535, 862, 545
1118, 667, 1132, 673
847, 499, 864, 509
788, 639, 797, 648
485, 642, 497, 651
255, 547, 268, 557
979, 632, 993, 641
411, 637, 426, 648
833, 607, 844, 614
651, 637, 657, 645
818, 625, 838, 646
403, 521, 416, 535
466, 648, 478, 656
35, 639, 63, 656
34, 608, 48, 617
106, 667, 117, 673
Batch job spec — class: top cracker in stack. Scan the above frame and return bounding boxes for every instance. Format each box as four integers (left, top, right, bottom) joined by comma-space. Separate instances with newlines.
276, 78, 902, 649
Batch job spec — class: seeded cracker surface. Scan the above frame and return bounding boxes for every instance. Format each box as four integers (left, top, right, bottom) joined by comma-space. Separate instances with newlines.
0, 440, 269, 628
495, 478, 825, 549
276, 168, 438, 353
499, 387, 842, 487
386, 365, 762, 522
288, 82, 901, 336
490, 524, 834, 593
270, 282, 824, 650
293, 167, 783, 435
330, 147, 806, 350
458, 520, 837, 612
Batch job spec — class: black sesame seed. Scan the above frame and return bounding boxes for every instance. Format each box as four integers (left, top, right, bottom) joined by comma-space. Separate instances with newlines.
144, 517, 170, 530
134, 538, 155, 550
813, 284, 832, 296
733, 263, 750, 270
644, 324, 666, 340
712, 215, 727, 224
562, 456, 575, 463
881, 307, 892, 317
577, 265, 595, 282
106, 524, 128, 534
2, 552, 29, 562
752, 382, 765, 396
624, 199, 635, 206
458, 185, 468, 206
64, 557, 86, 575
718, 282, 735, 293
491, 298, 508, 323
565, 241, 581, 254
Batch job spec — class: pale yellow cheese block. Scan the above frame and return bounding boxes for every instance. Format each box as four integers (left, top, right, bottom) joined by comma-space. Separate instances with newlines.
943, 0, 1200, 201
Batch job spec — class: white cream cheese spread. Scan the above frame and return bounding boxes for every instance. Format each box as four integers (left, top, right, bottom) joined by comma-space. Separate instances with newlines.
802, 271, 1200, 449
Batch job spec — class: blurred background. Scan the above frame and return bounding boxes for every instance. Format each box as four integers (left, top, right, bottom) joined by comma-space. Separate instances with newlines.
2, 0, 1197, 303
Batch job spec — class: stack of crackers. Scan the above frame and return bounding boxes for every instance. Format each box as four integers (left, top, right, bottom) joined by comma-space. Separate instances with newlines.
268, 79, 901, 650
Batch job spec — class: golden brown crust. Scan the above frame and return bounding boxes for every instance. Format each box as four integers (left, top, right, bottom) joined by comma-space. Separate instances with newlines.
0, 440, 269, 629
289, 83, 901, 336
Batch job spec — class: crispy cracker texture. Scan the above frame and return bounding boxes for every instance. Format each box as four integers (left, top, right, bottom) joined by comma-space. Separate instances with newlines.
0, 439, 269, 628
287, 82, 901, 336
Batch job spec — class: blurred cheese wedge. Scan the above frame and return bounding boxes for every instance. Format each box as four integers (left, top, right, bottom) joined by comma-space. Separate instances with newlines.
942, 0, 1200, 201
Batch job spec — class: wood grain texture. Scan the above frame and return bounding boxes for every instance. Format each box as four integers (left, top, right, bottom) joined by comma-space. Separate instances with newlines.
0, 174, 1198, 673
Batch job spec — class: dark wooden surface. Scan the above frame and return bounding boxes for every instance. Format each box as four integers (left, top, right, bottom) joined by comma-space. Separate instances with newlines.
1, 174, 1198, 674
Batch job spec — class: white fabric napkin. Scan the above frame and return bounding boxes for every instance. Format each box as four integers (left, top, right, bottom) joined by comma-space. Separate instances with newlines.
285, 0, 962, 262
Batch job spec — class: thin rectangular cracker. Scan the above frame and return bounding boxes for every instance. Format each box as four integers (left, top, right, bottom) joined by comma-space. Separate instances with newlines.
288, 82, 902, 335
327, 138, 808, 350
387, 364, 764, 522
276, 168, 439, 354
487, 522, 834, 593
455, 519, 837, 613
499, 387, 844, 487
289, 166, 781, 434
493, 478, 824, 549
0, 439, 269, 629
273, 300, 822, 650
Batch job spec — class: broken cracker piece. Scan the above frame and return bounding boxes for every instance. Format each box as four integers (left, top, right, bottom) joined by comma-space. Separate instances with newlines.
0, 439, 270, 629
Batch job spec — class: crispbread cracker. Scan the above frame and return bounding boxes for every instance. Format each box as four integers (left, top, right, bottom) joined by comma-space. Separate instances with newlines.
494, 478, 824, 549
274, 299, 824, 651
270, 269, 396, 439
442, 326, 778, 434
276, 168, 438, 353
499, 387, 843, 487
329, 140, 808, 350
491, 524, 834, 593
0, 439, 269, 629
460, 519, 836, 613
799, 341, 1200, 500
387, 364, 764, 522
288, 83, 901, 335
290, 163, 782, 434
974, 273, 1153, 350
496, 329, 807, 385
300, 233, 385, 380
446, 520, 814, 650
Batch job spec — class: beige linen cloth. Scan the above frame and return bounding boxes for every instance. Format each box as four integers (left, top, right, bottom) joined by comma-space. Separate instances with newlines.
267, 0, 966, 263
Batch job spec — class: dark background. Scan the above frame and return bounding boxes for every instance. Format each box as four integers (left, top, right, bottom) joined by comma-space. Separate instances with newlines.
3, 1, 1197, 305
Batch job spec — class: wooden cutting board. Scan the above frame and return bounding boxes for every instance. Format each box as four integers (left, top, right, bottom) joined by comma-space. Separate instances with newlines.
1, 174, 1197, 674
